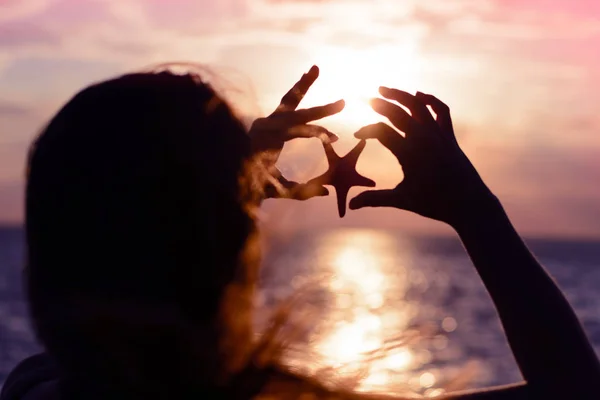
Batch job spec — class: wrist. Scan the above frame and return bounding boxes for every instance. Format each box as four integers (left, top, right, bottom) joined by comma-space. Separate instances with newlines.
451, 190, 506, 235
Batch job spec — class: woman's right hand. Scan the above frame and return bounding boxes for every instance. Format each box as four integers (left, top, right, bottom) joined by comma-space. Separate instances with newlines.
349, 87, 497, 228
248, 65, 344, 201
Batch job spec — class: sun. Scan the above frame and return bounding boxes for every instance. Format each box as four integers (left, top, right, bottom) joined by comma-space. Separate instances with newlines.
302, 44, 422, 132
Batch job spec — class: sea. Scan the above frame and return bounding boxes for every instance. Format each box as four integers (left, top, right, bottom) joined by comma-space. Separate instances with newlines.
1, 226, 600, 396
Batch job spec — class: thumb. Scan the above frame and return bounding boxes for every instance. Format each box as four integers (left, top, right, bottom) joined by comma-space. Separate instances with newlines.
288, 182, 329, 200
349, 189, 396, 210
286, 125, 339, 143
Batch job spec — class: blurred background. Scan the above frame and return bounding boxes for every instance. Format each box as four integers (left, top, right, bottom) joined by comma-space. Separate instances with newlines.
1, 0, 599, 396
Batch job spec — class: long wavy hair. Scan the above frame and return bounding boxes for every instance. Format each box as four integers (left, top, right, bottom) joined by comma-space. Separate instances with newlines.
24, 67, 412, 400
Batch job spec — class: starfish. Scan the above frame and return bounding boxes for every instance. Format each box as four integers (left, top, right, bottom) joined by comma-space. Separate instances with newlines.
308, 140, 375, 218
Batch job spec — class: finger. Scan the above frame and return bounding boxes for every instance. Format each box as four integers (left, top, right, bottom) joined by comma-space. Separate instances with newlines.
370, 98, 418, 136
349, 189, 396, 209
283, 99, 345, 125
305, 172, 328, 188
276, 65, 319, 112
263, 179, 282, 199
281, 180, 329, 200
268, 170, 330, 200
290, 183, 330, 200
415, 92, 457, 144
354, 122, 404, 161
262, 167, 284, 198
285, 125, 339, 143
379, 87, 436, 126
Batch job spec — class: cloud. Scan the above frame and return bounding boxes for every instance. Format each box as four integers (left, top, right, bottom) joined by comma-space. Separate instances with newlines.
0, 21, 61, 48
470, 144, 600, 237
0, 57, 124, 105
414, 0, 600, 63
492, 0, 600, 18
0, 0, 51, 23
0, 0, 598, 237
139, 0, 250, 31
0, 101, 32, 117
265, 0, 336, 3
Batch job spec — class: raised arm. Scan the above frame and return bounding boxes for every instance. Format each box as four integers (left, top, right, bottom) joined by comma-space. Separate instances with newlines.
349, 88, 600, 399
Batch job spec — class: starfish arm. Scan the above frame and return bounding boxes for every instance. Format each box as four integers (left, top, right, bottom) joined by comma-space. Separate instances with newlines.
322, 141, 340, 165
354, 173, 376, 188
346, 139, 367, 166
336, 186, 350, 218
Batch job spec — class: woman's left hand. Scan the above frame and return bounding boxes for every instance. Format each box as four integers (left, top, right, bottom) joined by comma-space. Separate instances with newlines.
248, 65, 345, 200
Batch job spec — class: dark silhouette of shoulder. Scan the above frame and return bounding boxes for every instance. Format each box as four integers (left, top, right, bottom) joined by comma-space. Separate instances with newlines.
1, 353, 59, 400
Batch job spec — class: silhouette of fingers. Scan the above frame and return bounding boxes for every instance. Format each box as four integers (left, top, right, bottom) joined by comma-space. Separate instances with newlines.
288, 182, 329, 200
354, 122, 404, 161
305, 172, 328, 188
276, 65, 319, 112
349, 189, 396, 209
263, 170, 285, 198
250, 121, 338, 155
415, 92, 456, 144
283, 100, 345, 125
379, 87, 435, 127
370, 98, 418, 136
265, 171, 329, 200
286, 125, 339, 143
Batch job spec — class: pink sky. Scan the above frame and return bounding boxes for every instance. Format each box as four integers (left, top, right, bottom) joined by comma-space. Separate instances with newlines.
1, 0, 599, 238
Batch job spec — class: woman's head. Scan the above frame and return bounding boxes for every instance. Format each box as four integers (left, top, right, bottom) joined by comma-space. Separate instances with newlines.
25, 70, 262, 395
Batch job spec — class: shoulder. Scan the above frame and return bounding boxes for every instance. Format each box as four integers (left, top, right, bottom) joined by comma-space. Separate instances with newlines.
1, 353, 59, 400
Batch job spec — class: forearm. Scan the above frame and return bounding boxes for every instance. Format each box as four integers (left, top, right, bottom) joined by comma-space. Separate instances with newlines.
443, 382, 529, 400
454, 196, 600, 397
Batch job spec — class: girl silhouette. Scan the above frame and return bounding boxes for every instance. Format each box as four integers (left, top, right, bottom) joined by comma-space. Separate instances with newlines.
2, 66, 598, 400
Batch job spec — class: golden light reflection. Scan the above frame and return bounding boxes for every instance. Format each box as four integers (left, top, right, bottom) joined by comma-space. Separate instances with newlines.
419, 372, 436, 388
331, 247, 386, 294
313, 230, 418, 391
386, 349, 413, 370
271, 229, 464, 394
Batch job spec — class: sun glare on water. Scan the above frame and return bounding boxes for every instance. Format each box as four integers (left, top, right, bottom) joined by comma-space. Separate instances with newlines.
304, 44, 422, 131
311, 231, 421, 392
265, 230, 460, 395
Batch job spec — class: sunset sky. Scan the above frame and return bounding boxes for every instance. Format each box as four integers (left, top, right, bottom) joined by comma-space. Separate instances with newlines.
1, 0, 599, 238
